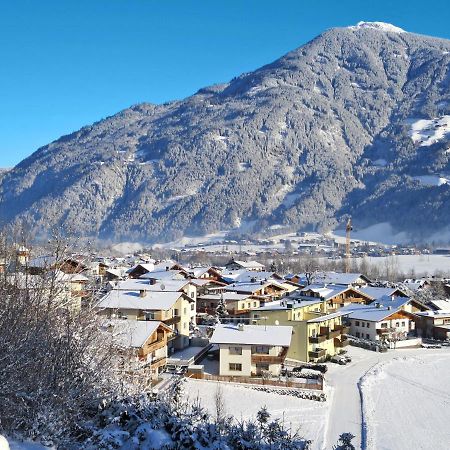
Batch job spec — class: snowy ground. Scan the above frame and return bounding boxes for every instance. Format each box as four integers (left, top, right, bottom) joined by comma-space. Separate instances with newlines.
184, 346, 450, 450
183, 378, 329, 448
361, 351, 450, 450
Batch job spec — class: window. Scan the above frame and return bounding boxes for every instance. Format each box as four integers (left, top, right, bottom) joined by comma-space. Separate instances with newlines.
145, 312, 155, 320
381, 322, 388, 329
183, 322, 187, 330
256, 363, 269, 371
253, 314, 260, 319
229, 363, 242, 371
247, 302, 251, 309
361, 322, 365, 327
190, 292, 195, 298
355, 321, 360, 327
366, 334, 370, 339
229, 346, 242, 355
401, 321, 406, 327
191, 304, 194, 311
366, 323, 370, 328
252, 345, 270, 354
253, 302, 257, 307
356, 331, 360, 338
395, 322, 400, 327
183, 308, 187, 315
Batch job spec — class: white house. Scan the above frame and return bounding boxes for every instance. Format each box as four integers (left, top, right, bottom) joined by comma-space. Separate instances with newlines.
210, 324, 292, 377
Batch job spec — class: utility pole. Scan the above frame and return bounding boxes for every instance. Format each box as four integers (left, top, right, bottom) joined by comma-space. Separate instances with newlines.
345, 218, 352, 273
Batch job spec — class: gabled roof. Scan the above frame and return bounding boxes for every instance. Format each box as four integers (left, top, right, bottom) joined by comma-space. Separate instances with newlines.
300, 284, 366, 301
220, 269, 283, 284
198, 292, 251, 302
339, 303, 403, 322
104, 319, 171, 348
97, 290, 184, 311
226, 260, 265, 269
360, 286, 407, 300
224, 280, 285, 294
112, 278, 189, 292
295, 272, 370, 286
210, 324, 292, 346
140, 269, 188, 281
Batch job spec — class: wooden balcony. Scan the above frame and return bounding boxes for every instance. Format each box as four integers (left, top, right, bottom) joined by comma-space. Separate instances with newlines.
334, 337, 349, 348
309, 348, 326, 359
251, 354, 284, 364
334, 324, 350, 334
309, 334, 327, 344
145, 339, 166, 354
377, 327, 396, 335
328, 328, 341, 339
164, 315, 181, 326
151, 356, 167, 370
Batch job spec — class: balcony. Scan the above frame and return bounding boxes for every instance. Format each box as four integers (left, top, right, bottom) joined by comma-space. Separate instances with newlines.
251, 354, 284, 364
146, 339, 166, 354
334, 337, 349, 348
377, 327, 396, 335
308, 348, 326, 359
334, 324, 350, 334
164, 315, 181, 326
309, 334, 327, 344
151, 356, 167, 370
328, 328, 341, 339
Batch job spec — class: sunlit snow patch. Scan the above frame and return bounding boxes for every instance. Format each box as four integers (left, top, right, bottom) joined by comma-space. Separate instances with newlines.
408, 115, 450, 146
414, 175, 450, 186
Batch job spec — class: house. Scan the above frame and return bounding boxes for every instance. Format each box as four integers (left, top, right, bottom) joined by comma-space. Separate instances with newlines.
290, 272, 371, 288
108, 277, 198, 325
298, 284, 373, 311
224, 280, 288, 301
96, 290, 193, 350
340, 303, 417, 343
210, 324, 292, 377
197, 292, 261, 319
224, 259, 265, 272
250, 294, 348, 362
105, 319, 173, 381
359, 286, 408, 301
402, 278, 431, 292
415, 309, 450, 340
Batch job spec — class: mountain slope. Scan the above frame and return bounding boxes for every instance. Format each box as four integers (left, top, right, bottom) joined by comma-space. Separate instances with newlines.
1, 22, 450, 243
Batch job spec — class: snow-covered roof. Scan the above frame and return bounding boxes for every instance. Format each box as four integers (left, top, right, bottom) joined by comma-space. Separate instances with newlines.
210, 324, 292, 347
416, 309, 450, 318
140, 269, 187, 281
97, 290, 184, 311
339, 303, 402, 322
105, 319, 163, 348
220, 269, 281, 284
225, 280, 286, 294
307, 310, 347, 323
198, 292, 251, 302
226, 260, 265, 269
300, 284, 355, 301
255, 297, 322, 311
428, 299, 450, 312
360, 286, 407, 300
294, 272, 370, 287
112, 278, 188, 292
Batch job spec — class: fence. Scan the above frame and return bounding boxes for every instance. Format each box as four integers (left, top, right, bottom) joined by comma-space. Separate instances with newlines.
187, 372, 323, 390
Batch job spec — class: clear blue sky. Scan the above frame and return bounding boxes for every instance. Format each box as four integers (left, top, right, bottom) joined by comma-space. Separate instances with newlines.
1, 0, 450, 168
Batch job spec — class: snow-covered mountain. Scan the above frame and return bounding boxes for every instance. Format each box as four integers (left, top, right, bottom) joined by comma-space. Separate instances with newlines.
1, 23, 450, 243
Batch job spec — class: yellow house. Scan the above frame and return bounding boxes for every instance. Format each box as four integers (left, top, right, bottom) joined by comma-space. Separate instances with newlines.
250, 297, 349, 362
96, 290, 193, 350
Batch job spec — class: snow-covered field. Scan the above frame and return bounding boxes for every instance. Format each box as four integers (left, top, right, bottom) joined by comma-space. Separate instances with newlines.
361, 351, 450, 450
184, 379, 329, 447
360, 254, 450, 276
184, 347, 450, 450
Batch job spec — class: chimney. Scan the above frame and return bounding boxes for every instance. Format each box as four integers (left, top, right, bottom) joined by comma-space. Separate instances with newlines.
375, 302, 381, 308
237, 323, 244, 331
139, 289, 146, 298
